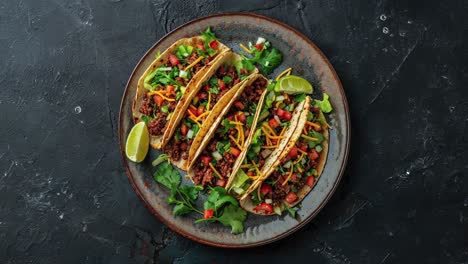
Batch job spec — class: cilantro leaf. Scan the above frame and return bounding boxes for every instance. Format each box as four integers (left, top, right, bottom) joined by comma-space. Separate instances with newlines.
222, 76, 232, 84
294, 93, 306, 103
173, 203, 192, 216
257, 48, 283, 74
179, 185, 203, 201
216, 205, 247, 234
153, 162, 181, 190
284, 204, 298, 218
141, 115, 152, 125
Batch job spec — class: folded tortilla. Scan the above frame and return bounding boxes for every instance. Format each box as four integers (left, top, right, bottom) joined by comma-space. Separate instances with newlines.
132, 36, 229, 149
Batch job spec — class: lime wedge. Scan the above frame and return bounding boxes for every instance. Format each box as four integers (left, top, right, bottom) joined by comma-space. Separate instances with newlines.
275, 75, 314, 94
125, 122, 150, 162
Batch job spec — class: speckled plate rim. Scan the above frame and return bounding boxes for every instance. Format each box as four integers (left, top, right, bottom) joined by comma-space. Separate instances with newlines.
118, 12, 350, 248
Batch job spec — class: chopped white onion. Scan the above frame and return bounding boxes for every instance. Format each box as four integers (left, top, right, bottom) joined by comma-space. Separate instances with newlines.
256, 37, 266, 45
283, 161, 292, 169
265, 61, 270, 66
274, 115, 281, 124
179, 70, 188, 78
186, 129, 194, 139
212, 151, 222, 161
248, 41, 253, 48
157, 67, 172, 71
265, 199, 273, 204
233, 187, 244, 195
275, 95, 285, 101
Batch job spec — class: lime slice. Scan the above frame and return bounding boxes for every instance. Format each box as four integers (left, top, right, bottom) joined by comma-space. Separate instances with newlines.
275, 75, 314, 94
125, 122, 150, 162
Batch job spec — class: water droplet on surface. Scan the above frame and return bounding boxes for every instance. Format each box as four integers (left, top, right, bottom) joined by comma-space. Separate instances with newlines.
407, 20, 413, 24
380, 14, 387, 21
449, 106, 455, 113
74, 106, 82, 114
382, 27, 389, 34
59, 213, 64, 220
406, 171, 410, 175
399, 31, 406, 37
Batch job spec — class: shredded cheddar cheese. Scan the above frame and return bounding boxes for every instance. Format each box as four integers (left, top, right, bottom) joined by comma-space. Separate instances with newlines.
307, 121, 321, 131
280, 126, 286, 136
282, 166, 294, 186
147, 91, 175, 101
261, 145, 279, 149
209, 163, 223, 179
240, 164, 252, 169
293, 152, 306, 165
229, 135, 244, 151
184, 56, 204, 71
262, 122, 277, 136
195, 110, 211, 121
297, 148, 307, 155
229, 121, 243, 126
297, 166, 303, 173
275, 67, 292, 81
239, 43, 252, 54
301, 134, 319, 141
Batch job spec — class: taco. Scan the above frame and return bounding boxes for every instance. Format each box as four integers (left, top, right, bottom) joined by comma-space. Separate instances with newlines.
226, 90, 311, 199
132, 28, 229, 149
240, 102, 329, 215
187, 74, 269, 188
164, 52, 259, 170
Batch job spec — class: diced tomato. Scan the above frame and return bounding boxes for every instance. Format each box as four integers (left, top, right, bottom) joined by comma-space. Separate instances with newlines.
282, 111, 292, 121
230, 147, 241, 157
285, 192, 297, 204
236, 112, 246, 123
204, 209, 214, 219
168, 54, 180, 66
204, 85, 210, 91
189, 105, 198, 116
306, 176, 315, 187
218, 79, 226, 90
209, 40, 218, 49
234, 101, 244, 110
288, 147, 299, 158
299, 144, 308, 152
247, 171, 256, 177
196, 44, 205, 51
261, 184, 272, 196
197, 92, 208, 99
268, 118, 280, 129
197, 105, 205, 116
309, 149, 319, 161
166, 85, 175, 94
227, 115, 234, 121
154, 95, 163, 108
180, 123, 188, 136
200, 156, 211, 167
216, 178, 226, 187
254, 203, 273, 214
276, 108, 286, 117
254, 44, 263, 51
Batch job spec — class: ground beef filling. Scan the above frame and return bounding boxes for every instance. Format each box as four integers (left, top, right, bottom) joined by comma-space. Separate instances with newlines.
164, 136, 192, 162
265, 170, 308, 206
146, 99, 176, 136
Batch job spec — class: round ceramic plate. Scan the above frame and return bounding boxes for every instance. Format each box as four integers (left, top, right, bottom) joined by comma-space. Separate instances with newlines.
119, 13, 350, 248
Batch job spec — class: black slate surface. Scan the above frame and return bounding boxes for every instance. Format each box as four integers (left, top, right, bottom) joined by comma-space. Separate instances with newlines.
1, 0, 467, 263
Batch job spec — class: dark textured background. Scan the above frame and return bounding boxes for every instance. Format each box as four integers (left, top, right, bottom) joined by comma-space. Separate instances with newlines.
1, 0, 467, 263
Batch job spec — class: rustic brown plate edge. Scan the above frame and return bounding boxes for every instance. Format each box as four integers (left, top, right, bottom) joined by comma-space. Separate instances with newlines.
118, 12, 351, 248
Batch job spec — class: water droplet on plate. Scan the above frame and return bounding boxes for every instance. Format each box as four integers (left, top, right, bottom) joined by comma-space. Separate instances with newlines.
382, 27, 389, 34
74, 106, 82, 114
380, 14, 387, 21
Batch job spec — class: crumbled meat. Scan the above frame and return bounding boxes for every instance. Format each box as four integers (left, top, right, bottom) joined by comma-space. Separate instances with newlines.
139, 93, 154, 116
147, 113, 167, 136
